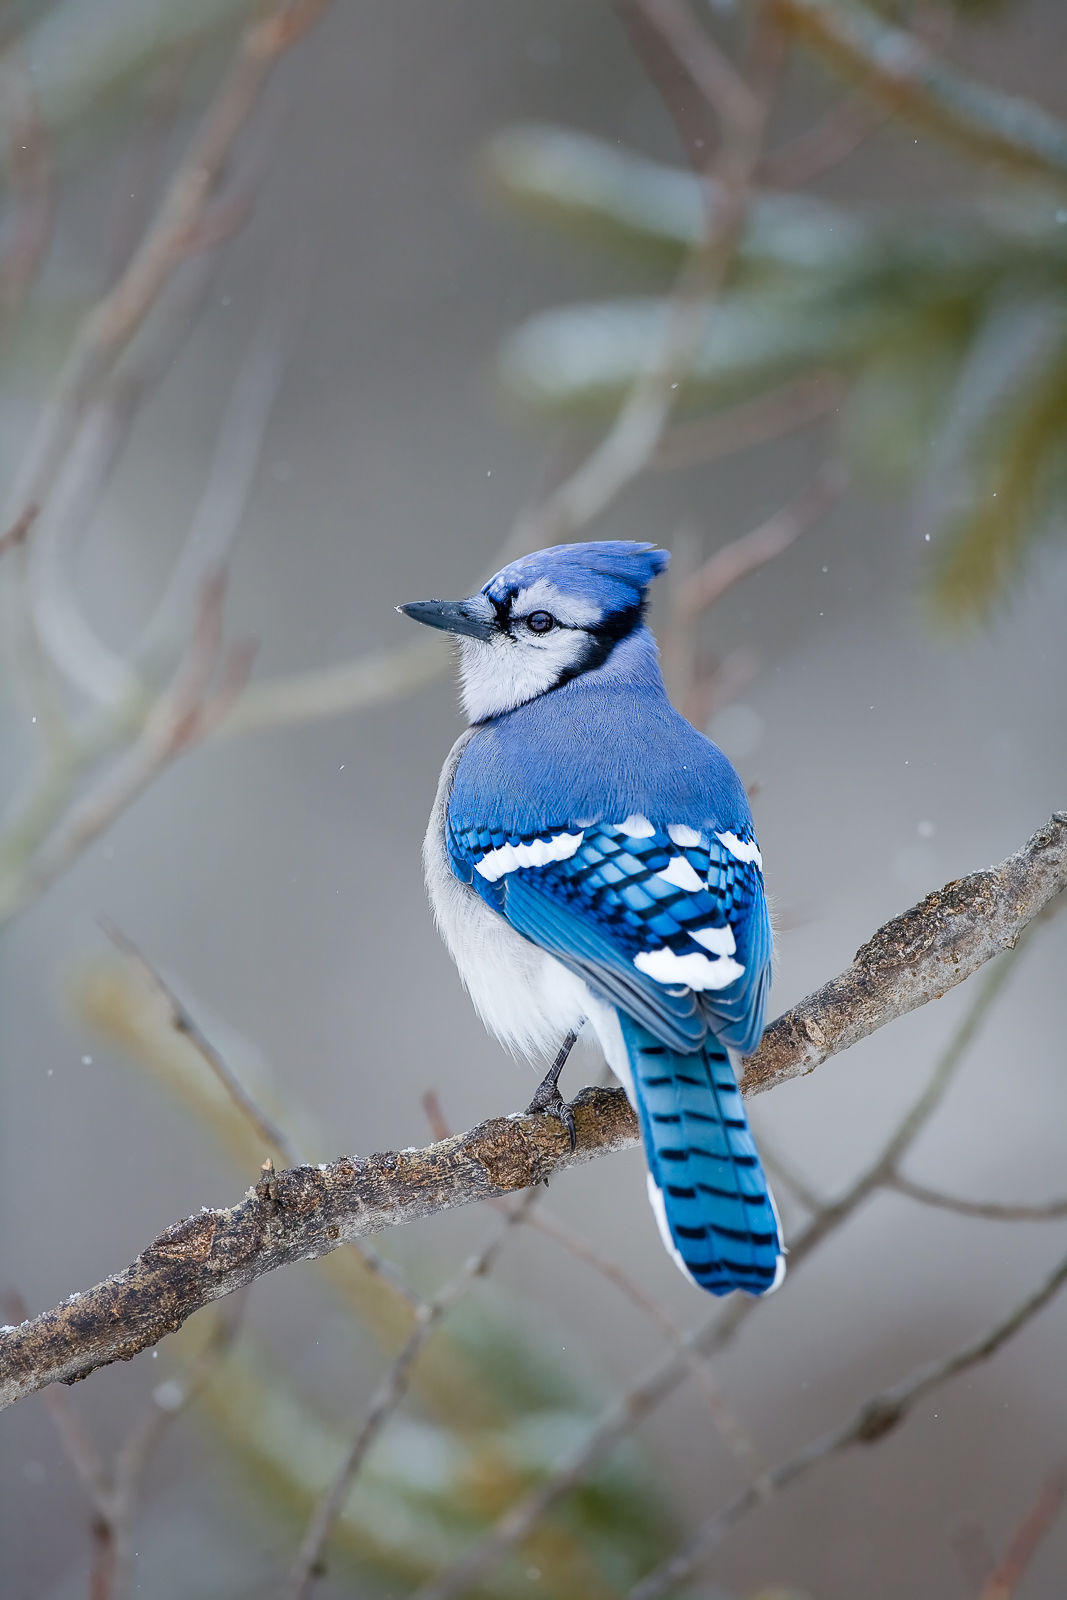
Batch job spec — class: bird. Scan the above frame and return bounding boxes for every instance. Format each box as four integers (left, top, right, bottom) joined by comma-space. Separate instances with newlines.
399, 540, 784, 1297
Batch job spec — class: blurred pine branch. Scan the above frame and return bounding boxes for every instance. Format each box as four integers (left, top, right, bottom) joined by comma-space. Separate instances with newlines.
484, 115, 1067, 624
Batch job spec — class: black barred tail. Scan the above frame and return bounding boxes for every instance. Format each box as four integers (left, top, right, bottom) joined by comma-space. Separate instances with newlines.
618, 1013, 784, 1296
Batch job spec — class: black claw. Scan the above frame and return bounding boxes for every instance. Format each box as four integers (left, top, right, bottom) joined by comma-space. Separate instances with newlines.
525, 1030, 579, 1152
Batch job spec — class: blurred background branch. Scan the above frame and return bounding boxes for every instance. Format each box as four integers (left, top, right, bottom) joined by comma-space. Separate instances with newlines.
3, 0, 1067, 1596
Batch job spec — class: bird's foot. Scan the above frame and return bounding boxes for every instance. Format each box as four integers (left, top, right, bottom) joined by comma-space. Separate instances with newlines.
525, 1031, 579, 1152
525, 1078, 577, 1152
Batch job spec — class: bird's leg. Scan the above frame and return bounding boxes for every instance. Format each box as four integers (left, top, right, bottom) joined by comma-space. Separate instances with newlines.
526, 1030, 579, 1152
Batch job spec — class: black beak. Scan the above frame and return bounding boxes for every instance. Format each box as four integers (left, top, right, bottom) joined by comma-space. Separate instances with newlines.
397, 599, 496, 642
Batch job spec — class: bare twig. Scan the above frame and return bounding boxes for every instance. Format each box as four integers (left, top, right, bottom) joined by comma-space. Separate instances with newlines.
675, 460, 848, 619
4, 0, 330, 535
651, 373, 844, 470
660, 461, 845, 722
631, 0, 762, 137
524, 1203, 762, 1474
771, 0, 1067, 181
215, 632, 450, 738
99, 920, 300, 1166
742, 811, 1067, 1095
2, 1287, 245, 1600
977, 1465, 1067, 1600
98, 926, 425, 1315
758, 87, 893, 188
19, 251, 228, 710
503, 0, 780, 555
1, 816, 1063, 1410
422, 1088, 760, 1471
627, 1257, 1067, 1599
889, 1174, 1067, 1223
281, 1191, 540, 1600
0, 574, 252, 924
134, 250, 310, 672
401, 909, 1041, 1600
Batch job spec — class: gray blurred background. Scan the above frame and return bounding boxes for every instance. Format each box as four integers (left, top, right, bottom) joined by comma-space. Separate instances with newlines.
2, 1, 1066, 1596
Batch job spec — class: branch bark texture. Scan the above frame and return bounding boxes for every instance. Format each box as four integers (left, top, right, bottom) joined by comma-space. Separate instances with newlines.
1, 814, 1063, 1411
742, 811, 1067, 1094
0, 1090, 638, 1411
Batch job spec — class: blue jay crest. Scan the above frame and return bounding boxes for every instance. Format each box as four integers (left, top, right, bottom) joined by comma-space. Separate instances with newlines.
401, 541, 784, 1297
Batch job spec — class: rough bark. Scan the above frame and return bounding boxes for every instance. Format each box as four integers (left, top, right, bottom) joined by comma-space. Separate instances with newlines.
1, 813, 1064, 1411
742, 812, 1067, 1094
0, 1089, 638, 1410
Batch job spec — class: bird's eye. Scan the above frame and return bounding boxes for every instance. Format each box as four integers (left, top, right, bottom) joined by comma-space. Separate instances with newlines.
526, 611, 555, 634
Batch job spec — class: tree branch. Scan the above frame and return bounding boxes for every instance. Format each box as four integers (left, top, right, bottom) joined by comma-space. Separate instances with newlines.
742, 811, 1067, 1094
627, 1252, 1067, 1599
1, 814, 1063, 1411
0, 1088, 638, 1412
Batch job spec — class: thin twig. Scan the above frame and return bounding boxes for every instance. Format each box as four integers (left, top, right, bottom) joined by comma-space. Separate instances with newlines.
651, 373, 844, 471
755, 1137, 825, 1215
627, 1255, 1067, 1599
977, 1465, 1067, 1600
99, 926, 425, 1313
758, 87, 893, 187
675, 460, 848, 619
4, 0, 330, 535
215, 632, 450, 738
631, 0, 762, 137
281, 1190, 541, 1600
503, 0, 780, 555
134, 249, 310, 672
2, 1287, 245, 1600
0, 573, 252, 924
526, 1204, 763, 1474
402, 902, 1049, 1600
106, 1292, 248, 1600
660, 461, 844, 724
423, 1088, 761, 1472
889, 1174, 1067, 1223
772, 0, 1067, 180
98, 920, 300, 1166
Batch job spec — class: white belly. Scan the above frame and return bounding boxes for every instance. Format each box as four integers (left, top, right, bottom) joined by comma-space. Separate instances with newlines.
423, 731, 631, 1091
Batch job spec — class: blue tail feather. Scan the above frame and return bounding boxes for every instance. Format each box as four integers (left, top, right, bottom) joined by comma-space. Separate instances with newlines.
618, 1013, 784, 1297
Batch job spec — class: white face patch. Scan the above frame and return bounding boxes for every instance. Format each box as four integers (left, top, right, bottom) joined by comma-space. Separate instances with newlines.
716, 830, 763, 870
655, 854, 705, 893
474, 830, 585, 883
616, 814, 655, 838
458, 628, 589, 722
667, 823, 702, 847
634, 946, 746, 990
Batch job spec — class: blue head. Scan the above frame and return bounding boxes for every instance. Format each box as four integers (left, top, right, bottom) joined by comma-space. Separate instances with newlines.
400, 540, 669, 721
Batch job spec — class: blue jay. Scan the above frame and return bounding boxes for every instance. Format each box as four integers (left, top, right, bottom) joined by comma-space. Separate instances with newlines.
400, 541, 784, 1296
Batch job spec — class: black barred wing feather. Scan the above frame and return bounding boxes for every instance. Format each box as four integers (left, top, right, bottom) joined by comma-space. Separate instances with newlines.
448, 818, 772, 1056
